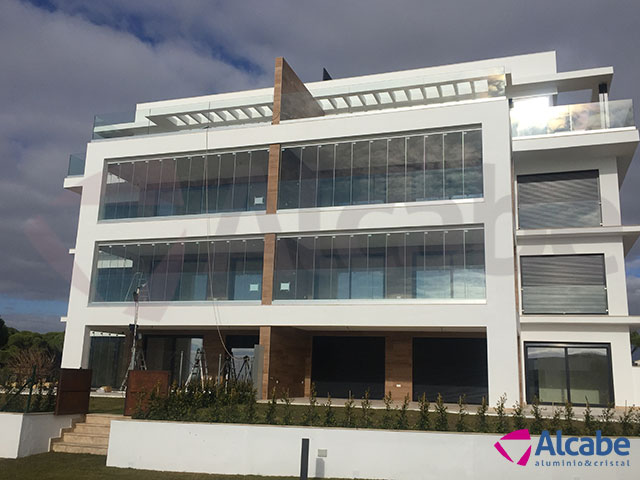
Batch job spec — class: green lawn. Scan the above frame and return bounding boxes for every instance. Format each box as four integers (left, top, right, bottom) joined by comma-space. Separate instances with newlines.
89, 396, 125, 415
0, 453, 300, 480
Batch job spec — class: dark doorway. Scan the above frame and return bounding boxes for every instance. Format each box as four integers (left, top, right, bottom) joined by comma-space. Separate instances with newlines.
412, 337, 488, 404
311, 336, 385, 399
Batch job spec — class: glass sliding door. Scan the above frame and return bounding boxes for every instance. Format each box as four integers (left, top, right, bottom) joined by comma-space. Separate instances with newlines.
525, 343, 613, 406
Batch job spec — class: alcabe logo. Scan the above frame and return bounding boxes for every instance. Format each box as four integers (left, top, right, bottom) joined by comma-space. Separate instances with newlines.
494, 429, 632, 468
494, 429, 532, 466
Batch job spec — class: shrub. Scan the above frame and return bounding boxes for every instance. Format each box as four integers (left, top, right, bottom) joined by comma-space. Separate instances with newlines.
475, 396, 489, 433
583, 400, 597, 436
380, 391, 394, 429
563, 402, 577, 435
494, 394, 509, 434
281, 390, 293, 426
360, 390, 373, 428
618, 405, 635, 436
599, 403, 615, 436
512, 401, 526, 431
302, 383, 319, 426
243, 387, 257, 424
395, 394, 410, 430
530, 396, 545, 435
549, 404, 562, 433
323, 395, 336, 427
456, 395, 468, 432
264, 387, 278, 425
416, 393, 430, 431
434, 393, 448, 431
343, 393, 356, 428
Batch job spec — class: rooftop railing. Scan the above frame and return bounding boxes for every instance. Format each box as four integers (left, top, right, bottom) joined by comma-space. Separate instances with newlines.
511, 99, 634, 138
67, 152, 86, 176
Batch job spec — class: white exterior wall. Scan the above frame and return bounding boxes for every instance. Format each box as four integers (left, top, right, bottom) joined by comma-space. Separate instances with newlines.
0, 413, 80, 459
62, 97, 520, 405
107, 420, 640, 479
520, 323, 636, 406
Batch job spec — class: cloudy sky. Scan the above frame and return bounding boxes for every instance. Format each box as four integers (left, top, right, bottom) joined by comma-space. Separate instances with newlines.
1, 0, 640, 332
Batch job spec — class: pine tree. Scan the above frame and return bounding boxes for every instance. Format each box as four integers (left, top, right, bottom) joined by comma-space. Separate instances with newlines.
395, 394, 410, 430
343, 393, 356, 428
583, 399, 597, 436
599, 403, 615, 436
618, 405, 635, 436
281, 390, 293, 426
563, 402, 577, 435
475, 396, 489, 433
549, 404, 562, 433
530, 396, 546, 435
512, 401, 526, 431
494, 394, 509, 434
360, 389, 373, 428
434, 393, 449, 431
323, 395, 336, 427
416, 393, 430, 431
264, 387, 278, 425
380, 391, 394, 429
456, 395, 468, 432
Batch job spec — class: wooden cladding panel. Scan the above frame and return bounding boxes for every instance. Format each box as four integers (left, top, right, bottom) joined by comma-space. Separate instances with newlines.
262, 233, 276, 305
55, 368, 92, 415
266, 144, 281, 214
124, 370, 170, 416
272, 57, 324, 125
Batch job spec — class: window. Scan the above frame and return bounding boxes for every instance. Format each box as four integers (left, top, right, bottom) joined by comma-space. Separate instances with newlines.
517, 170, 601, 229
273, 227, 485, 301
277, 128, 483, 210
100, 149, 269, 220
525, 343, 613, 406
520, 254, 607, 314
91, 238, 264, 302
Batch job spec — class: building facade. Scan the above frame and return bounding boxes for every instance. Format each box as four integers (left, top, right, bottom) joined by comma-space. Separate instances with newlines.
62, 52, 640, 406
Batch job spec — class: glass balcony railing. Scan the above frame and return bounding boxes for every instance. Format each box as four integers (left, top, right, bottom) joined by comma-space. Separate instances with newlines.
511, 99, 634, 138
67, 153, 86, 176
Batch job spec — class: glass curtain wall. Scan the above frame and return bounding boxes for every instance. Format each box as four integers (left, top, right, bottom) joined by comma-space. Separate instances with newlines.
273, 227, 485, 300
525, 343, 613, 406
100, 149, 269, 219
91, 237, 264, 302
278, 128, 482, 210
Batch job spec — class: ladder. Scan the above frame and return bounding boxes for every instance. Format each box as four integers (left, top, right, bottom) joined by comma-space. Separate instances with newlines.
185, 348, 208, 389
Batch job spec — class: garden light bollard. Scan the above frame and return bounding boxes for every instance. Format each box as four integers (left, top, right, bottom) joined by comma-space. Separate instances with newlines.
300, 437, 309, 480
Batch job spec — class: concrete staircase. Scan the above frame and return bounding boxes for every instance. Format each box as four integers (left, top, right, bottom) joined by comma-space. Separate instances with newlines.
51, 414, 122, 455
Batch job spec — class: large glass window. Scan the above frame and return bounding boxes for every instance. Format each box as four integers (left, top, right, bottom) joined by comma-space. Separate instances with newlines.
525, 343, 613, 406
91, 237, 264, 302
273, 227, 485, 301
277, 128, 482, 210
100, 148, 269, 219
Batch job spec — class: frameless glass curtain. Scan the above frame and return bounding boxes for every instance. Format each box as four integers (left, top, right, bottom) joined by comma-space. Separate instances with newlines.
525, 343, 613, 406
277, 129, 482, 210
92, 238, 264, 302
101, 149, 268, 219
273, 227, 485, 300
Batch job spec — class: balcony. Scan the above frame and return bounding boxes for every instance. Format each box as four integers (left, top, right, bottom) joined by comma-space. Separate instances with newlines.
511, 99, 634, 138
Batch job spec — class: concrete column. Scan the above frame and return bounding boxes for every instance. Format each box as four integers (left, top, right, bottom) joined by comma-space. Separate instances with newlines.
486, 324, 520, 407
60, 323, 91, 369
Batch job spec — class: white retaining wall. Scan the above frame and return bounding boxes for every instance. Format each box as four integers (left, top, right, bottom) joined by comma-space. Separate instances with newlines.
107, 420, 640, 479
0, 412, 81, 458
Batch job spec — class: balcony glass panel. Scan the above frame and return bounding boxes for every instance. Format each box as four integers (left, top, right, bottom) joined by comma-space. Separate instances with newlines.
67, 153, 86, 176
100, 148, 269, 220
278, 127, 482, 210
273, 227, 485, 301
91, 237, 263, 302
511, 99, 634, 137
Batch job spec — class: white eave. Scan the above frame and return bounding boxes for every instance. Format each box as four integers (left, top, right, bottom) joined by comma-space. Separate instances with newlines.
508, 67, 614, 99
63, 175, 83, 193
516, 224, 640, 255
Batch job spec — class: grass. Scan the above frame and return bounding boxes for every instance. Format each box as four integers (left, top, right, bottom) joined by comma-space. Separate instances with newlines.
0, 453, 302, 480
89, 396, 125, 415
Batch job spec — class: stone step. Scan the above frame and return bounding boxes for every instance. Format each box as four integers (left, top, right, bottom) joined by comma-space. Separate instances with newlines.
84, 414, 123, 425
73, 423, 110, 435
51, 442, 108, 455
62, 432, 109, 446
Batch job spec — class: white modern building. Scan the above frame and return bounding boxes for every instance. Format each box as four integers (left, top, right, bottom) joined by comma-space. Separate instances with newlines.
61, 51, 640, 407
